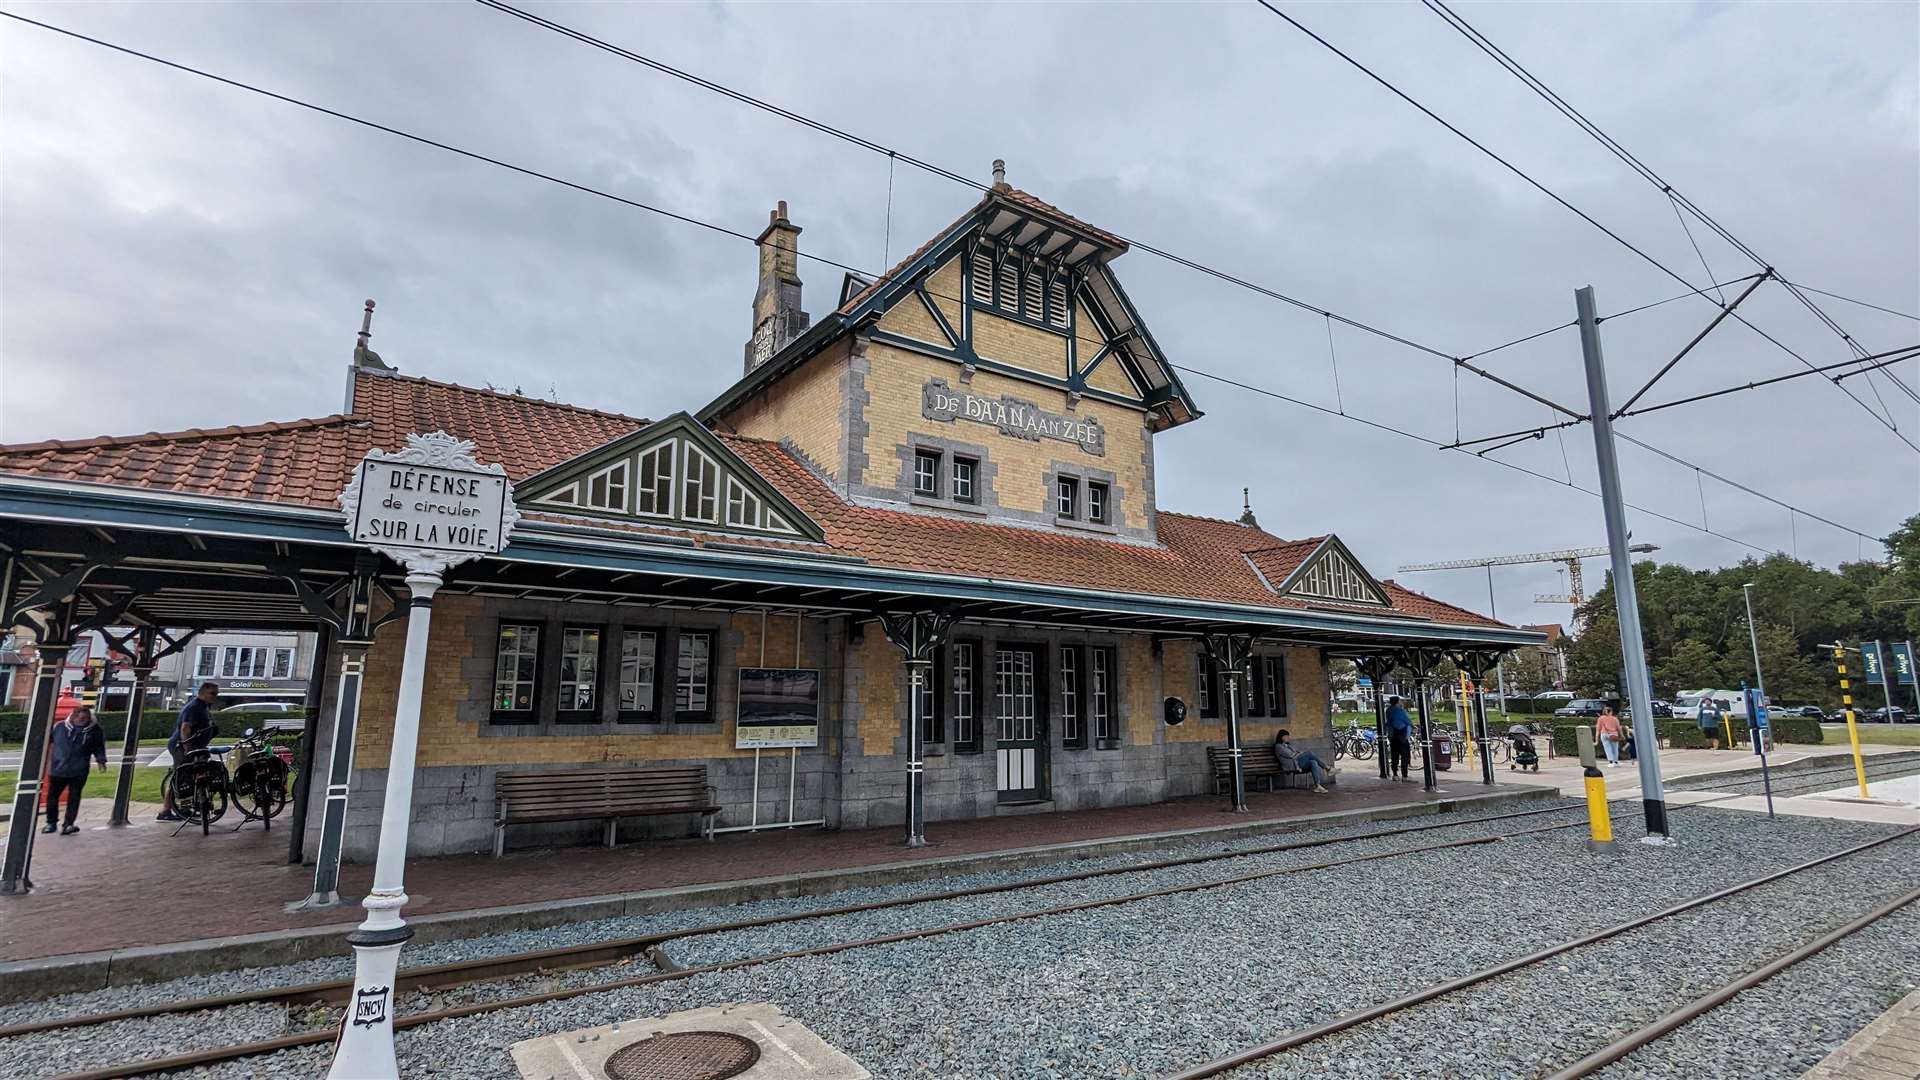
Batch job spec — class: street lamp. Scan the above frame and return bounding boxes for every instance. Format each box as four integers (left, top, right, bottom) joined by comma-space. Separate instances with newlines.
1742, 581, 1766, 704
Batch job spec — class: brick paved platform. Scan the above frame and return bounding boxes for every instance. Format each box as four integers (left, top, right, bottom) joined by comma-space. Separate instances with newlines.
1802, 989, 1920, 1080
0, 769, 1532, 970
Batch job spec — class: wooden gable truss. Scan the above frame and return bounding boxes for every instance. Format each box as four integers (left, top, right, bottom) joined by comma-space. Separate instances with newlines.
518, 412, 823, 542
1274, 535, 1392, 608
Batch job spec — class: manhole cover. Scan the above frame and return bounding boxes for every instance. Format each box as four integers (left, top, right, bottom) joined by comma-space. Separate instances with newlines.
603, 1030, 761, 1080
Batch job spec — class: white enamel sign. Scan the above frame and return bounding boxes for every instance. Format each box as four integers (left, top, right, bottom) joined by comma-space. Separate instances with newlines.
340, 432, 519, 574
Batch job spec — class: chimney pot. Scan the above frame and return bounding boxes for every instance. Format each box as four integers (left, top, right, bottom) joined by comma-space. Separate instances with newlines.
991, 159, 1006, 187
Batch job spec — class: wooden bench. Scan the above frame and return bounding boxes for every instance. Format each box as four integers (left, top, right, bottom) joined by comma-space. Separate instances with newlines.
493, 766, 720, 856
1207, 745, 1314, 793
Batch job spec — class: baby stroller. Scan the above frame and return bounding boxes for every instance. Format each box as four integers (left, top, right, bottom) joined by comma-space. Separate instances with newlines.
1506, 724, 1540, 772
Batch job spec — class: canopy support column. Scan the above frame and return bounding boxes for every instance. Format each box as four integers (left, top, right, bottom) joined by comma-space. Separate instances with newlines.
1202, 633, 1255, 813
879, 607, 957, 848
2, 594, 78, 894
109, 627, 158, 827
1454, 649, 1507, 787
287, 623, 332, 864
295, 554, 389, 910
1357, 654, 1396, 780
1401, 646, 1447, 793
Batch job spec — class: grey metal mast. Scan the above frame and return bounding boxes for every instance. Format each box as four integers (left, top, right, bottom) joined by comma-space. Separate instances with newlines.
1576, 285, 1671, 841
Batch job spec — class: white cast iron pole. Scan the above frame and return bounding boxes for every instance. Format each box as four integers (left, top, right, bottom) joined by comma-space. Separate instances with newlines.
327, 568, 440, 1079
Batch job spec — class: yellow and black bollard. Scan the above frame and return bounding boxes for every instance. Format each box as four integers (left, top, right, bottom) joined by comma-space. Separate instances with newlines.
1575, 724, 1614, 851
1833, 645, 1870, 798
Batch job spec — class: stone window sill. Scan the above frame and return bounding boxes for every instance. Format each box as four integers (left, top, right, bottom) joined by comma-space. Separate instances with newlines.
1055, 516, 1118, 536
910, 494, 990, 516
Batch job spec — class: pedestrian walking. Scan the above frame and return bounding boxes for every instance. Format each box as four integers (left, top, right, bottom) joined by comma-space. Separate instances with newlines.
1595, 705, 1624, 766
1385, 695, 1414, 781
1696, 697, 1723, 751
1274, 729, 1338, 793
159, 682, 220, 822
45, 705, 107, 835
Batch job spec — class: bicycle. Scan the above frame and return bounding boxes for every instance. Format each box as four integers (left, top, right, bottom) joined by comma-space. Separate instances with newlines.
162, 728, 293, 836
229, 728, 295, 826
1332, 719, 1377, 760
164, 748, 230, 836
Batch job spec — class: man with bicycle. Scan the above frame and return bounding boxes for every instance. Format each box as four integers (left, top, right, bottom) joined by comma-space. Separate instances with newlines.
157, 681, 220, 822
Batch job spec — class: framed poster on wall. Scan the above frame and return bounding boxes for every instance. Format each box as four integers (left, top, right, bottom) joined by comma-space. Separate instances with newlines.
736, 667, 821, 748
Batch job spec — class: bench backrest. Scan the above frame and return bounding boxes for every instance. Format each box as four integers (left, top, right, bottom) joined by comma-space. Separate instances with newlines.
497, 766, 711, 816
1207, 745, 1288, 773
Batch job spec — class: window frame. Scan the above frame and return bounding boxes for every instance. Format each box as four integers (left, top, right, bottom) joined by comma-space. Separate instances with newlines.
194, 646, 217, 679
635, 440, 676, 518
681, 444, 720, 524
724, 474, 764, 529
1059, 644, 1087, 750
271, 647, 294, 680
950, 639, 982, 753
1055, 476, 1080, 520
1091, 645, 1118, 747
912, 448, 942, 498
1197, 652, 1220, 719
951, 455, 978, 504
490, 621, 543, 725
918, 649, 945, 747
1264, 655, 1289, 719
585, 460, 630, 513
673, 630, 714, 722
556, 625, 604, 721
616, 627, 660, 722
1086, 481, 1110, 525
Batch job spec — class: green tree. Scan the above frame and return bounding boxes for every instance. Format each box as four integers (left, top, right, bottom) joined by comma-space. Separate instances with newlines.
1655, 639, 1725, 696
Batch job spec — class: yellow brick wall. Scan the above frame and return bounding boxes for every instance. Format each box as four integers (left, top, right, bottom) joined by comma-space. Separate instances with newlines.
723, 337, 850, 480
1121, 635, 1159, 747
972, 310, 1068, 380
862, 341, 1151, 524
1162, 643, 1327, 744
877, 294, 953, 349
353, 600, 778, 769
927, 258, 964, 331
853, 627, 900, 756
1083, 351, 1141, 398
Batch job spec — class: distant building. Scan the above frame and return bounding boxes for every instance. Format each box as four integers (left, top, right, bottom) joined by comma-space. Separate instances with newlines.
1517, 623, 1569, 689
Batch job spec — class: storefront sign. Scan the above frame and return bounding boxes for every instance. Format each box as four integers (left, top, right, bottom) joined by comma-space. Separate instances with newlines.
922, 378, 1104, 456
340, 432, 519, 574
736, 667, 821, 748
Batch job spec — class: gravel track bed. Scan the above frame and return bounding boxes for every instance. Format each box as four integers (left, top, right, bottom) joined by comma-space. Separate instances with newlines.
136, 808, 1904, 1080
1596, 903, 1920, 1080
0, 1003, 291, 1079
1670, 750, 1920, 795
1228, 830, 1920, 1079
0, 801, 1584, 1073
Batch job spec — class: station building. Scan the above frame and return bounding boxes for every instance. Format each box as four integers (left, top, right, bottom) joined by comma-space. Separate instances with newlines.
0, 177, 1539, 876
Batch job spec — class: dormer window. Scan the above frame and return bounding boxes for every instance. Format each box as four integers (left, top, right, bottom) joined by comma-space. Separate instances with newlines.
585, 461, 628, 512
682, 443, 719, 523
636, 440, 675, 517
724, 475, 763, 528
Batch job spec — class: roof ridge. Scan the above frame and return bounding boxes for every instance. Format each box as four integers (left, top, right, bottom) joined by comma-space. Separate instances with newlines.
0, 414, 359, 455
357, 369, 651, 427
1241, 535, 1327, 553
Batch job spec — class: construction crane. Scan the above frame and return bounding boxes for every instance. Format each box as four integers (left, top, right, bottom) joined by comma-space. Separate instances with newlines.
1398, 545, 1659, 605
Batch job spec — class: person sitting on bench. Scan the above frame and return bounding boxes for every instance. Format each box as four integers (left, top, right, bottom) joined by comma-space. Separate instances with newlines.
1273, 728, 1337, 793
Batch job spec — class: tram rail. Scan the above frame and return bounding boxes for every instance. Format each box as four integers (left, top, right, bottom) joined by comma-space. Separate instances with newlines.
1158, 826, 1920, 1079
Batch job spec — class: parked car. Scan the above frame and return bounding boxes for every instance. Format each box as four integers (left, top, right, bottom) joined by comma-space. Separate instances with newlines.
1534, 691, 1575, 702
1554, 698, 1610, 719
1866, 706, 1910, 724
218, 701, 306, 731
1673, 690, 1747, 721
1772, 704, 1825, 719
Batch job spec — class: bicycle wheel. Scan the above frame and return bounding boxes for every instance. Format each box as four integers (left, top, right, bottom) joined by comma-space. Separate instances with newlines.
1490, 740, 1511, 764
1353, 738, 1377, 760
190, 765, 230, 831
235, 759, 289, 821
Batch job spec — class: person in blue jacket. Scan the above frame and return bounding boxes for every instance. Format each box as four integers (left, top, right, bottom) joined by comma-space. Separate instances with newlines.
45, 705, 107, 835
1384, 696, 1414, 781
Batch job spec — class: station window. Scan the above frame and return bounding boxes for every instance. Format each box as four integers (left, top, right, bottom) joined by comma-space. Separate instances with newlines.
1092, 646, 1117, 745
586, 461, 629, 512
1087, 482, 1109, 525
492, 623, 541, 722
271, 648, 294, 680
558, 627, 601, 719
675, 631, 712, 720
1059, 645, 1085, 749
1197, 652, 1219, 718
919, 652, 943, 746
618, 629, 658, 721
951, 456, 978, 504
1056, 477, 1079, 519
1264, 656, 1288, 719
194, 646, 217, 678
913, 448, 941, 498
951, 641, 981, 752
682, 445, 720, 523
636, 441, 675, 517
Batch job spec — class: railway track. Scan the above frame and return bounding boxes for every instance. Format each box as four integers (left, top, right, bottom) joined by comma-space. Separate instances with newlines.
22, 801, 1606, 1080
1158, 825, 1920, 1080
12, 757, 1916, 1078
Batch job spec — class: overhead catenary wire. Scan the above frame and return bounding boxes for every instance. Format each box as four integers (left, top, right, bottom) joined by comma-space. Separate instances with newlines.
1416, 0, 1920, 410
1780, 281, 1920, 323
0, 9, 1886, 559
1259, 0, 1919, 447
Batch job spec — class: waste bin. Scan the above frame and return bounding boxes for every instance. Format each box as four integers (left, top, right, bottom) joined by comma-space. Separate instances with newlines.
1432, 731, 1453, 771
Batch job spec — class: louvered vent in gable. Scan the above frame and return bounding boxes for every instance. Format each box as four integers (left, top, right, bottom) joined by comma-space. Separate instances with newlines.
997, 258, 1020, 313
516, 413, 821, 542
1022, 269, 1045, 320
1285, 540, 1388, 606
971, 247, 995, 304
1047, 275, 1070, 327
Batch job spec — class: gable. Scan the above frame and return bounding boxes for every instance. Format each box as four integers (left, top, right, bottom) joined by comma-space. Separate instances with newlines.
518, 412, 822, 542
1276, 536, 1390, 607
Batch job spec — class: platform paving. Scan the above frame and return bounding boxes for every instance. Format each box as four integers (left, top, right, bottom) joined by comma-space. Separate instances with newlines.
1802, 989, 1920, 1080
0, 768, 1553, 998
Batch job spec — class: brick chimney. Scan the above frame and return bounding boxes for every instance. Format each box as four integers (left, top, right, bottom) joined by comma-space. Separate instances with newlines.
744, 201, 809, 373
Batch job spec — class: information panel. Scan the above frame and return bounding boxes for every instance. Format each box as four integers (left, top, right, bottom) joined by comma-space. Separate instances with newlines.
736, 667, 821, 749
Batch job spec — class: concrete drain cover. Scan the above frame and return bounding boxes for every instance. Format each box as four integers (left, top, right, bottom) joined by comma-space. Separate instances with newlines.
510, 1003, 871, 1080
604, 1031, 759, 1080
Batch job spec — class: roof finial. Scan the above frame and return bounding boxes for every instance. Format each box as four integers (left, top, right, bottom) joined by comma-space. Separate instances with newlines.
352, 297, 393, 372
1238, 487, 1259, 528
991, 158, 1006, 189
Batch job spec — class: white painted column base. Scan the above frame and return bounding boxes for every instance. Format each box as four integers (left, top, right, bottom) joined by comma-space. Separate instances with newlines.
327, 932, 408, 1079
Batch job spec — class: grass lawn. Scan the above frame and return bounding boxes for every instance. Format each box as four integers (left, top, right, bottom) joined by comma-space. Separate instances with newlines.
0, 766, 169, 806
0, 738, 172, 753
1822, 722, 1920, 746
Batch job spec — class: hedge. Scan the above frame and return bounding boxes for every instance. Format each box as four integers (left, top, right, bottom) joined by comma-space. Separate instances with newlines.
1504, 697, 1578, 716
0, 709, 311, 743
1547, 715, 1821, 756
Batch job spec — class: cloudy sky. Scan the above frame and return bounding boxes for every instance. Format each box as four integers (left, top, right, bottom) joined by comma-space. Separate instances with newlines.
2, 1, 1915, 629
